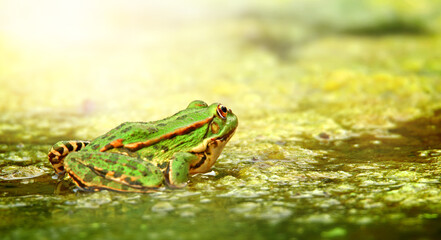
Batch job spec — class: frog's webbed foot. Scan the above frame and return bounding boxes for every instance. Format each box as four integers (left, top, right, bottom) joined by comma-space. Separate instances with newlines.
64, 152, 164, 193
48, 140, 90, 175
164, 152, 199, 188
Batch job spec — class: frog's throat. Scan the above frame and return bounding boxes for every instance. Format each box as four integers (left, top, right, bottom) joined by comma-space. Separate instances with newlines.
100, 116, 214, 152
189, 128, 236, 174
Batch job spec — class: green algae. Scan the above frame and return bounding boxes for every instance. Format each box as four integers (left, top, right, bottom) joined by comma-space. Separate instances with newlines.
1, 0, 441, 240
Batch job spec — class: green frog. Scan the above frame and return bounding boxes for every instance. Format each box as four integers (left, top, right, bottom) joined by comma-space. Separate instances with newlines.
48, 100, 238, 192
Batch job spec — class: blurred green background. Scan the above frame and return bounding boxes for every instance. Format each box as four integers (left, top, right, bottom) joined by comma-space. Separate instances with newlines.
1, 0, 441, 239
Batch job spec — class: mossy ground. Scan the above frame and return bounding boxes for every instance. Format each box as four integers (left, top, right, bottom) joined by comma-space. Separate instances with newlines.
1, 0, 441, 239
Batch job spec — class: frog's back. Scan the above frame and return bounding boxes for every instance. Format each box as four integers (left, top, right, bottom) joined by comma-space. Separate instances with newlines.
82, 122, 156, 152
82, 107, 212, 154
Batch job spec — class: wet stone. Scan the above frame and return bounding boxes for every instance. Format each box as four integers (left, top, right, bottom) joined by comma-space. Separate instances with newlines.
151, 202, 175, 213
0, 165, 45, 180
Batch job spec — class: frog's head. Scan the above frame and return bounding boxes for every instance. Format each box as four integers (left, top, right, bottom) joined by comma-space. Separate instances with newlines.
188, 101, 238, 174
204, 102, 238, 142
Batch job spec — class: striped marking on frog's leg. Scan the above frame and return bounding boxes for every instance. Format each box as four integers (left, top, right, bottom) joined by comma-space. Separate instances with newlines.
48, 140, 90, 175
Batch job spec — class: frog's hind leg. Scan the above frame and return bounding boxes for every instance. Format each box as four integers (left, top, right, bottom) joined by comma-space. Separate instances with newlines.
64, 152, 164, 193
48, 140, 90, 175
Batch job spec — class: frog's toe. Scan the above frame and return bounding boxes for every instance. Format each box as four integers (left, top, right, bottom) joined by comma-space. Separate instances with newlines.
164, 171, 188, 189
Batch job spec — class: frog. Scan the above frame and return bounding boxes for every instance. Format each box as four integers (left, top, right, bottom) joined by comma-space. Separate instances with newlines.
48, 100, 238, 192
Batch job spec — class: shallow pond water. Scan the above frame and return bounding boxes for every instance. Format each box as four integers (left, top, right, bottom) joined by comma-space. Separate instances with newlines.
2, 111, 441, 240
1, 0, 441, 239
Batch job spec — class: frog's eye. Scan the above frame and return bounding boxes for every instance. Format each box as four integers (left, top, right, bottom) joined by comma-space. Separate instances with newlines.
216, 104, 228, 119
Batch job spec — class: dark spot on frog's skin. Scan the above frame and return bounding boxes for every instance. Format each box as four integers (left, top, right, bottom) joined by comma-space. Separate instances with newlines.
176, 115, 187, 121
79, 153, 92, 160
121, 127, 132, 133
148, 127, 158, 133
55, 147, 64, 155
113, 171, 122, 178
161, 145, 169, 152
125, 177, 142, 186
121, 185, 129, 190
104, 158, 118, 165
115, 165, 123, 172
106, 135, 116, 141
145, 153, 154, 161
157, 123, 166, 127
114, 124, 124, 130
141, 171, 150, 177
123, 163, 138, 171
157, 162, 168, 169
65, 142, 74, 152
100, 133, 109, 139
77, 141, 89, 150
90, 144, 100, 150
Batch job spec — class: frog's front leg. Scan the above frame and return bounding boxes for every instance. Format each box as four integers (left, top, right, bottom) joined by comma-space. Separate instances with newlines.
165, 152, 199, 188
64, 152, 164, 192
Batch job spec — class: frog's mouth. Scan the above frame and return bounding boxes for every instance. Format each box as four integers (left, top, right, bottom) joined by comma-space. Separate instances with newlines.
216, 127, 236, 142
189, 128, 236, 174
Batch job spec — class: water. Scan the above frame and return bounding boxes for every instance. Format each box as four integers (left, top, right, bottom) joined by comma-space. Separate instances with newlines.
1, 110, 440, 240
